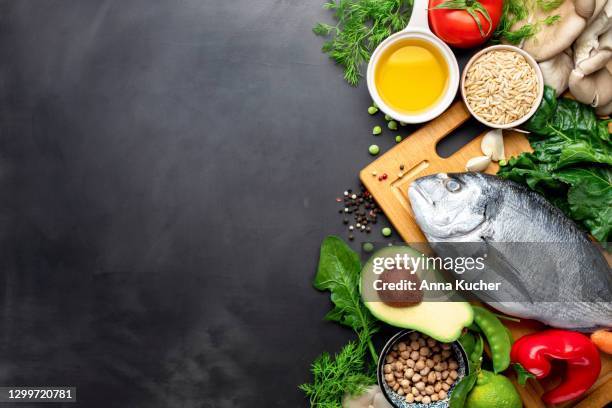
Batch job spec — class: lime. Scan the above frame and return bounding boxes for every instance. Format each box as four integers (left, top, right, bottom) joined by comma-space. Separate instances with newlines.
465, 370, 522, 408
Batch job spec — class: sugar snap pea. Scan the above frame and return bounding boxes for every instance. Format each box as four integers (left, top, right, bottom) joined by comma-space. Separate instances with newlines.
472, 306, 511, 373
469, 333, 484, 369
459, 331, 476, 358
449, 370, 478, 408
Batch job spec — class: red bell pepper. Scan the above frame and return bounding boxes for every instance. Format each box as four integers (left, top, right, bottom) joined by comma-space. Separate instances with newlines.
511, 330, 601, 405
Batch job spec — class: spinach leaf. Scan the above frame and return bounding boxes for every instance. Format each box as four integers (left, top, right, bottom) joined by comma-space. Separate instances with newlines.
499, 87, 612, 243
315, 236, 379, 339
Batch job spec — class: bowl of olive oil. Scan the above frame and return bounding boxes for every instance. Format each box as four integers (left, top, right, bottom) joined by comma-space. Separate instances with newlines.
367, 0, 459, 124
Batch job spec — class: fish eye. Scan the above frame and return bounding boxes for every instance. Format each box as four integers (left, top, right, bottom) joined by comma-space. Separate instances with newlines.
445, 179, 461, 193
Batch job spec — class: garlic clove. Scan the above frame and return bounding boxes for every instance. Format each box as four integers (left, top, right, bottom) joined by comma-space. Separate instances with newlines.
372, 392, 394, 408
481, 128, 505, 161
466, 156, 492, 172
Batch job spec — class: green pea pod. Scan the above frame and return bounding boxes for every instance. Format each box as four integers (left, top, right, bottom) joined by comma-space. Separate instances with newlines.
472, 306, 511, 373
459, 331, 476, 357
469, 333, 484, 369
449, 371, 478, 408
505, 326, 514, 345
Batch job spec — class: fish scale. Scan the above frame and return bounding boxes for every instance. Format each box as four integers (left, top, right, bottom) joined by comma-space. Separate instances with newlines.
408, 172, 612, 331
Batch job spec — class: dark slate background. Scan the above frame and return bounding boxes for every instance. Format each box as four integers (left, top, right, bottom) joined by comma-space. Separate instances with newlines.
0, 1, 479, 407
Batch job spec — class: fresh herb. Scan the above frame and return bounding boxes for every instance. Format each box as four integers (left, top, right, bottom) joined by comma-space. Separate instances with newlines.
313, 0, 413, 86
498, 86, 612, 244
299, 236, 379, 406
493, 0, 562, 44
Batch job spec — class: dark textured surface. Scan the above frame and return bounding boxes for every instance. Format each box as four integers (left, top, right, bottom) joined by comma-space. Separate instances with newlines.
0, 1, 479, 407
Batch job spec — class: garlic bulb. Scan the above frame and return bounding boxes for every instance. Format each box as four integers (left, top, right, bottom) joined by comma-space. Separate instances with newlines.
466, 156, 492, 172
481, 128, 505, 161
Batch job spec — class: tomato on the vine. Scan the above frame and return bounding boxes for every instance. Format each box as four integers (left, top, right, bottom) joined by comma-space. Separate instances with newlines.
428, 0, 503, 48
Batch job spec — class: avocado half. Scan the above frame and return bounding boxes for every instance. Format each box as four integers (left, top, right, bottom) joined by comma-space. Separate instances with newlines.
361, 246, 473, 342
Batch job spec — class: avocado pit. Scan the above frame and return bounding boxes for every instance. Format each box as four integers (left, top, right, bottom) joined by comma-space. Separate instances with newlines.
378, 267, 423, 308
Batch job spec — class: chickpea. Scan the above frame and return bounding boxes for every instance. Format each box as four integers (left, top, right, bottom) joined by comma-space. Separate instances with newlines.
418, 338, 426, 347
442, 383, 450, 391
409, 332, 419, 341
412, 373, 422, 383
419, 347, 430, 356
411, 387, 419, 396
441, 350, 451, 359
427, 372, 436, 384
439, 390, 448, 400
422, 396, 431, 404
440, 361, 448, 370
427, 338, 437, 348
397, 388, 405, 396
391, 351, 399, 358
434, 363, 443, 372
414, 395, 423, 402
400, 351, 410, 360
415, 360, 425, 370
410, 340, 419, 351
415, 381, 425, 391
393, 383, 400, 391
394, 371, 403, 378
434, 383, 442, 393
384, 364, 392, 373
433, 354, 441, 363
410, 351, 419, 360
435, 372, 442, 381
398, 342, 407, 352
445, 377, 454, 385
450, 370, 458, 380
400, 379, 410, 387
431, 394, 439, 402
432, 346, 441, 353
426, 358, 435, 368
385, 373, 394, 382
385, 355, 394, 363
405, 368, 414, 378
420, 366, 430, 376
442, 370, 449, 379
426, 385, 436, 395
449, 360, 458, 370
406, 359, 415, 368
405, 393, 415, 403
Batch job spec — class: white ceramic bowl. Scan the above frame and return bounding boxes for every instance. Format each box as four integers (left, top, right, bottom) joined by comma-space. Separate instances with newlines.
366, 0, 459, 124
460, 45, 544, 129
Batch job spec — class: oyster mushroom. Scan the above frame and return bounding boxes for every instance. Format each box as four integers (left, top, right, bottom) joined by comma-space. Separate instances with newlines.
569, 62, 612, 113
539, 50, 574, 94
516, 0, 597, 62
343, 385, 379, 408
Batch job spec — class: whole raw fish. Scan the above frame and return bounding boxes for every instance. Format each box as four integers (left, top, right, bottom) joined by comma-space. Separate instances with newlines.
408, 172, 612, 330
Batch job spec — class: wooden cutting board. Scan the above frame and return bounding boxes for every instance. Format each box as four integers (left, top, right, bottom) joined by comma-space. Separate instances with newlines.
359, 100, 612, 408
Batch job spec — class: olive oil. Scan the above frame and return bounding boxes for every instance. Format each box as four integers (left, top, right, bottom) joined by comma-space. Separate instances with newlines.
375, 38, 449, 115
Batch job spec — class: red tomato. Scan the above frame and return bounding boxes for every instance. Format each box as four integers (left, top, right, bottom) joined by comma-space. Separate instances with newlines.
428, 0, 503, 48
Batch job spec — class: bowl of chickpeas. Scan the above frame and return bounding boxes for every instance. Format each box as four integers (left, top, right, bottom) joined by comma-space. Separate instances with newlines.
377, 330, 470, 407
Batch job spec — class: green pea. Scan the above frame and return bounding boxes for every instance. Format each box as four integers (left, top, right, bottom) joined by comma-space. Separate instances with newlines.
372, 126, 382, 135
399, 121, 407, 126
387, 120, 398, 130
368, 106, 378, 115
395, 135, 402, 143
381, 227, 392, 237
449, 371, 478, 408
472, 306, 511, 373
384, 114, 392, 121
362, 242, 374, 253
498, 159, 508, 166
372, 101, 378, 108
368, 144, 380, 155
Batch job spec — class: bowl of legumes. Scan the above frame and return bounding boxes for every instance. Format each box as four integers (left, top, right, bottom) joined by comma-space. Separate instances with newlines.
461, 45, 544, 129
377, 330, 470, 408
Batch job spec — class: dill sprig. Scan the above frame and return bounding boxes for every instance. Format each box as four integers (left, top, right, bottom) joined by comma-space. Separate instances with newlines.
493, 0, 562, 45
313, 0, 413, 86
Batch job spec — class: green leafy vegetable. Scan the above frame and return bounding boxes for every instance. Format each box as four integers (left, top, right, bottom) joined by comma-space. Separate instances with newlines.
313, 0, 413, 85
493, 0, 561, 44
498, 86, 612, 243
300, 236, 379, 406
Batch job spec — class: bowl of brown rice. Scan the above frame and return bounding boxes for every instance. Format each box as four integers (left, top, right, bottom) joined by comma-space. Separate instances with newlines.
461, 45, 544, 129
